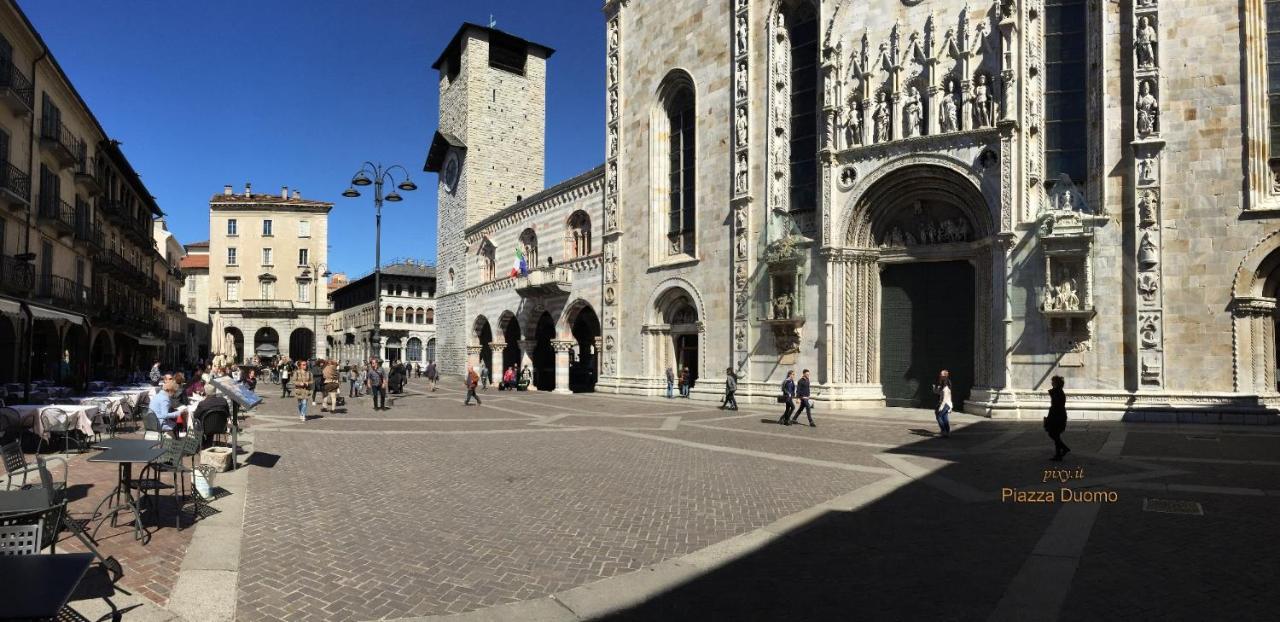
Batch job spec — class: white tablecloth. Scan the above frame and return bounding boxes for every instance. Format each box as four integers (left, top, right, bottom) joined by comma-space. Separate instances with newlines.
8, 404, 99, 440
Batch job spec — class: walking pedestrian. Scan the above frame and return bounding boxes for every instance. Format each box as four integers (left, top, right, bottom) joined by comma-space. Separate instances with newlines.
792, 369, 816, 427
932, 369, 953, 438
310, 359, 324, 403
679, 367, 691, 398
280, 358, 292, 398
1045, 375, 1071, 460
291, 360, 312, 422
477, 361, 489, 390
347, 365, 359, 398
777, 370, 797, 425
367, 358, 388, 410
464, 366, 482, 405
322, 359, 340, 413
720, 367, 739, 410
426, 360, 438, 392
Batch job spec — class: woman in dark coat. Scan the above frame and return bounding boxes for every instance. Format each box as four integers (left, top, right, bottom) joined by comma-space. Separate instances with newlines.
1045, 375, 1070, 460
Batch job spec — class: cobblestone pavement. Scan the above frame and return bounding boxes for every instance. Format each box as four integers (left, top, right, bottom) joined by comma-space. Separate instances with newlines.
229, 381, 1280, 621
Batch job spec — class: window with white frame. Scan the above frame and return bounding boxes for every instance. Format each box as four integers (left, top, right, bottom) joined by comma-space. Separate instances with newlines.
298, 281, 309, 303
227, 247, 237, 265
298, 220, 310, 237
259, 280, 274, 299
226, 279, 240, 301
298, 248, 308, 266
262, 219, 273, 236
261, 248, 272, 265
227, 218, 238, 236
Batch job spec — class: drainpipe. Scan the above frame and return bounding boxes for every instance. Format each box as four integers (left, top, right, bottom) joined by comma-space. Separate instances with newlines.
20, 48, 48, 404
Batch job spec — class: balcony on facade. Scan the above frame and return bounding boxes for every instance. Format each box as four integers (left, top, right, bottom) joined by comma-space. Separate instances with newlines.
35, 273, 91, 312
0, 61, 34, 116
37, 194, 76, 239
74, 156, 103, 196
74, 217, 102, 251
0, 160, 31, 210
0, 255, 35, 297
237, 299, 296, 317
39, 119, 84, 169
514, 267, 573, 297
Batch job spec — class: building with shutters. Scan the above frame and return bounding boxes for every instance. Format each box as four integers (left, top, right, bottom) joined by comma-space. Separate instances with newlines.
326, 260, 437, 366
425, 2, 1280, 420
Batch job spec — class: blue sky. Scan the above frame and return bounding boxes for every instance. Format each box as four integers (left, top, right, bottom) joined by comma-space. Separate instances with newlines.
18, 0, 605, 278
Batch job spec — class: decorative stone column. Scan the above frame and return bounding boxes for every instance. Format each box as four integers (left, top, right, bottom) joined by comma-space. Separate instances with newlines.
466, 345, 481, 370
490, 341, 507, 372
552, 340, 574, 394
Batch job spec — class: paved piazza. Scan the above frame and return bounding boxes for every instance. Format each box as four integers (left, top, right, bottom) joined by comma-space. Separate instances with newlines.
213, 383, 1280, 621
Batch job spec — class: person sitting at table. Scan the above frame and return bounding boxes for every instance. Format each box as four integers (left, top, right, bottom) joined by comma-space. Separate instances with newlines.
149, 378, 184, 435
185, 373, 206, 401
191, 383, 231, 447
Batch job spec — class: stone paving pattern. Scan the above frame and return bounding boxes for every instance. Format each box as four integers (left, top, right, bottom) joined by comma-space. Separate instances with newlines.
216, 380, 1280, 620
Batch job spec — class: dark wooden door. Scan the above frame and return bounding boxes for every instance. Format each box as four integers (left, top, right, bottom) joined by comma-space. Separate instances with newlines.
879, 261, 975, 409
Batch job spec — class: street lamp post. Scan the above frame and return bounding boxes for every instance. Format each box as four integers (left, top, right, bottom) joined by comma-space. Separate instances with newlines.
301, 262, 330, 360
342, 163, 417, 363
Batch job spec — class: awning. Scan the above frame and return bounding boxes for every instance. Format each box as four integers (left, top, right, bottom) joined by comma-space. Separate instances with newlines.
255, 343, 279, 356
26, 303, 85, 325
137, 335, 166, 347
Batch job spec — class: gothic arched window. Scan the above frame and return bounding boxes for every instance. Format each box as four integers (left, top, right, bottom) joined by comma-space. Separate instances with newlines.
395, 307, 405, 323
519, 228, 539, 269
667, 85, 696, 255
786, 1, 819, 212
1045, 0, 1088, 187
384, 306, 394, 322
567, 210, 591, 257
478, 237, 496, 281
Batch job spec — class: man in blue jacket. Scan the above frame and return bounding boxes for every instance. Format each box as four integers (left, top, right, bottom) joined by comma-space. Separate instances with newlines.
791, 369, 816, 427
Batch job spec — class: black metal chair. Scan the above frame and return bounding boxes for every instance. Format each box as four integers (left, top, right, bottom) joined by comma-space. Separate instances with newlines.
86, 399, 115, 442
195, 406, 232, 449
142, 410, 162, 441
0, 407, 19, 448
0, 520, 43, 556
36, 408, 83, 457
3, 439, 67, 490
134, 436, 192, 529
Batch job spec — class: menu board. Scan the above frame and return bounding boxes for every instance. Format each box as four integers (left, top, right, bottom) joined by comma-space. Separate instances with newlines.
209, 377, 264, 410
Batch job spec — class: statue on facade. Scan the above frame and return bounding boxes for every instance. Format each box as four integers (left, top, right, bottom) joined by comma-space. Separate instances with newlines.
772, 293, 793, 320
735, 107, 748, 147
873, 93, 890, 143
1139, 156, 1158, 185
972, 74, 992, 128
772, 13, 789, 90
1138, 272, 1159, 303
845, 99, 863, 146
736, 61, 747, 99
609, 128, 618, 157
1135, 17, 1157, 69
1138, 232, 1159, 268
902, 87, 922, 138
735, 153, 748, 194
736, 15, 747, 55
1138, 190, 1157, 224
608, 55, 618, 86
940, 81, 959, 133
608, 21, 618, 49
1136, 80, 1159, 136
1054, 277, 1080, 311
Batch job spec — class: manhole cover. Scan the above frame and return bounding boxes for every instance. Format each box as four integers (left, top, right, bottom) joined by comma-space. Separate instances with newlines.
1143, 498, 1204, 515
1185, 435, 1219, 441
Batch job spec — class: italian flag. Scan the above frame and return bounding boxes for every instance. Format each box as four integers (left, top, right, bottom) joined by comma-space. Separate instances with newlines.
512, 248, 527, 277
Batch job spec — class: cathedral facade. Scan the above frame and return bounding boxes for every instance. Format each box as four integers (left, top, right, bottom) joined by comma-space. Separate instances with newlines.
427, 0, 1280, 421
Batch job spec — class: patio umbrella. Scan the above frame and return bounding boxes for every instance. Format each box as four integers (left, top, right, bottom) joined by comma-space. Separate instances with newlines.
210, 311, 225, 357
226, 333, 238, 363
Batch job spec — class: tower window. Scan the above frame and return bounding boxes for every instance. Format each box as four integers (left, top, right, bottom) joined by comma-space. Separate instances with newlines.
489, 31, 528, 75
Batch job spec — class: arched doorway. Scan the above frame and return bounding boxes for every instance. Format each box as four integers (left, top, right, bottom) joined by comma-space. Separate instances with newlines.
0, 316, 17, 383
840, 162, 995, 411
254, 327, 280, 362
385, 337, 402, 363
567, 304, 600, 392
91, 331, 114, 383
407, 337, 423, 364
501, 315, 521, 374
426, 338, 436, 363
288, 328, 312, 361
651, 286, 702, 389
63, 324, 89, 388
224, 327, 245, 365
31, 320, 61, 382
533, 312, 556, 391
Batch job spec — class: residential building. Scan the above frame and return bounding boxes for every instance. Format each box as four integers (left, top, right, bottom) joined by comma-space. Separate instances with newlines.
179, 240, 210, 362
0, 0, 172, 390
208, 183, 331, 363
327, 260, 436, 366
153, 218, 187, 367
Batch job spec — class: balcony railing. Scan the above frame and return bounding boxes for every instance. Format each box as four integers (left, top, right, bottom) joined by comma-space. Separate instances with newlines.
74, 156, 103, 195
0, 255, 35, 296
38, 194, 76, 236
515, 267, 573, 296
0, 160, 31, 208
39, 118, 83, 168
0, 61, 34, 114
240, 299, 296, 310
36, 274, 91, 311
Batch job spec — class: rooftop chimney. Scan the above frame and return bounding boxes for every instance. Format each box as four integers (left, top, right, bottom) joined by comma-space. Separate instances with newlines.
223, 184, 232, 196
281, 186, 289, 200
244, 182, 252, 198
292, 189, 300, 200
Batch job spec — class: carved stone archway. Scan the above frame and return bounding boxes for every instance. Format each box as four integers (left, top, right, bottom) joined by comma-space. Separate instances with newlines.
833, 162, 997, 406
1230, 230, 1280, 395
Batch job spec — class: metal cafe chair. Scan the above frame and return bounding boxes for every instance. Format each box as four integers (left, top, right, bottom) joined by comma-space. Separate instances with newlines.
37, 408, 84, 457
134, 437, 191, 530
3, 440, 67, 491
0, 520, 43, 556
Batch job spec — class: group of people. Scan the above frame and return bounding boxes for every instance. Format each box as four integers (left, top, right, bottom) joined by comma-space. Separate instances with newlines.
146, 365, 239, 447
931, 369, 1071, 460
664, 366, 694, 398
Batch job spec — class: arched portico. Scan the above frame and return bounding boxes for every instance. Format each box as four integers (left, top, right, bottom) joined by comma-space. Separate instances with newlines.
1230, 230, 1280, 395
643, 280, 706, 392
834, 161, 996, 410
561, 300, 601, 393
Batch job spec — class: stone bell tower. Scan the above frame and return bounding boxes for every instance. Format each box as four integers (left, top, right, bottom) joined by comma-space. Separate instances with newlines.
424, 23, 555, 375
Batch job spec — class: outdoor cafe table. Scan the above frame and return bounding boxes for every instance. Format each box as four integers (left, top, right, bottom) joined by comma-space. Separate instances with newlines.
8, 404, 99, 440
0, 553, 93, 619
90, 438, 158, 452
0, 488, 49, 515
87, 443, 164, 544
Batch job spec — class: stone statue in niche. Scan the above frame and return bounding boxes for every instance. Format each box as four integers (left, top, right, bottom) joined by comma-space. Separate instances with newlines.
972, 74, 992, 128
1135, 16, 1157, 69
902, 87, 923, 138
1051, 271, 1081, 311
609, 90, 618, 121
1138, 232, 1159, 268
1139, 315, 1160, 348
735, 153, 748, 194
1138, 156, 1158, 185
845, 99, 863, 146
1138, 272, 1159, 304
1136, 80, 1159, 136
608, 55, 618, 86
940, 81, 959, 133
773, 293, 793, 320
736, 61, 747, 99
609, 128, 618, 158
1138, 190, 1157, 224
772, 14, 789, 90
873, 93, 890, 143
736, 15, 747, 55
608, 21, 618, 49
840, 166, 857, 187
735, 107, 748, 146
